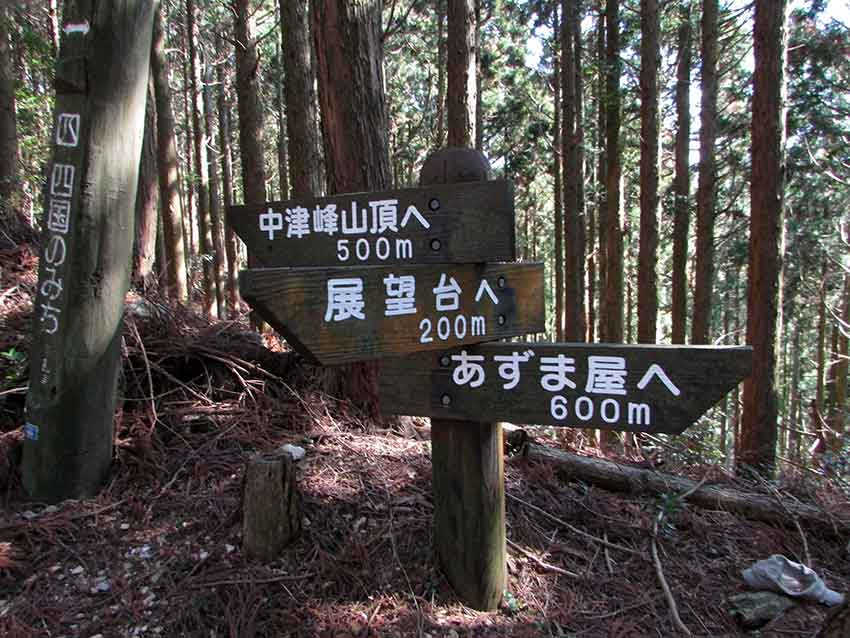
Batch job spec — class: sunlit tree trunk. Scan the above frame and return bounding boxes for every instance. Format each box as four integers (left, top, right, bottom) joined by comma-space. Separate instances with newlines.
204, 63, 227, 317
553, 10, 564, 341
282, 0, 322, 197
595, 0, 607, 341
216, 33, 239, 314
151, 1, 188, 302
187, 0, 216, 318
671, 3, 692, 344
133, 76, 159, 289
312, 0, 390, 414
692, 0, 718, 345
447, 0, 476, 148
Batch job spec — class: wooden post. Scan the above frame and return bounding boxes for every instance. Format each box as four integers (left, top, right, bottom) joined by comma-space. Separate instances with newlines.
242, 450, 301, 561
420, 148, 506, 611
23, 0, 156, 501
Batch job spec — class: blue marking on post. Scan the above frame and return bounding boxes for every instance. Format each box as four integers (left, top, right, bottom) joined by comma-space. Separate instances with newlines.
24, 423, 39, 441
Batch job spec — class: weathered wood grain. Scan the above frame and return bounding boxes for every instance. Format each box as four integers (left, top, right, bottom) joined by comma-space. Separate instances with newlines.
239, 262, 545, 365
418, 147, 506, 612
227, 180, 515, 266
242, 450, 301, 561
379, 343, 753, 434
23, 1, 155, 501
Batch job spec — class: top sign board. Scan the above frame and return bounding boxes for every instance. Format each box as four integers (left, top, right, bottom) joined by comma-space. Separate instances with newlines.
227, 181, 516, 267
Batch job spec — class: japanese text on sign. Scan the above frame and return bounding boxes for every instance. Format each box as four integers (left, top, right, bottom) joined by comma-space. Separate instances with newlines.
449, 350, 681, 427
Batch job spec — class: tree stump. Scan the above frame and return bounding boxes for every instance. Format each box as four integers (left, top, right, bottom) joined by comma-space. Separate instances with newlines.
242, 450, 301, 561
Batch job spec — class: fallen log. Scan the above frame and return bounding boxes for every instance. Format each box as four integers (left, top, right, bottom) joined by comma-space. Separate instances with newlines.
522, 442, 849, 536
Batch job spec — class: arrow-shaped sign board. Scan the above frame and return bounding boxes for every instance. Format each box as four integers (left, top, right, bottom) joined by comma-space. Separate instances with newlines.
240, 263, 545, 366
378, 343, 753, 434
227, 181, 516, 267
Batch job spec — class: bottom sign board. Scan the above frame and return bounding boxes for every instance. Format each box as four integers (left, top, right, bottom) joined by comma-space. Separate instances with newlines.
378, 343, 753, 434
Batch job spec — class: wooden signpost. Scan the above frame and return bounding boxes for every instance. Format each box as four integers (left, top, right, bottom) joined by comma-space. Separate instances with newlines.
230, 147, 753, 612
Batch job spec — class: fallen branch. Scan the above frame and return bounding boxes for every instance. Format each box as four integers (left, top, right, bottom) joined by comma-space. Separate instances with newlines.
506, 492, 642, 557
522, 443, 849, 536
506, 538, 579, 579
652, 512, 692, 636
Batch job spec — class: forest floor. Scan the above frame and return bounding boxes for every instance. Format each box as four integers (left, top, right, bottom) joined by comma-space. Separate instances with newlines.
1, 243, 849, 638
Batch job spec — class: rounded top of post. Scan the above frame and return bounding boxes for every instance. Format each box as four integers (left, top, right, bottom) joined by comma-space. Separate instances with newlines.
420, 148, 491, 186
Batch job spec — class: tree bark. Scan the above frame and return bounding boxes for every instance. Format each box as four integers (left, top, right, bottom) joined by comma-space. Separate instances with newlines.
187, 0, 216, 318
23, 0, 155, 500
235, 0, 267, 204
563, 0, 585, 342
446, 0, 476, 148
738, 0, 788, 478
282, 0, 322, 198
603, 0, 622, 346
595, 0, 606, 341
133, 75, 159, 289
216, 33, 240, 315
435, 1, 446, 149
311, 0, 390, 417
0, 6, 25, 244
553, 10, 564, 341
151, 1, 188, 303
203, 62, 227, 318
671, 3, 692, 345
692, 0, 719, 345
637, 0, 659, 344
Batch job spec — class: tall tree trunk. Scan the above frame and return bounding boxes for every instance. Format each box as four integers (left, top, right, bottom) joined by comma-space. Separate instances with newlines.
574, 4, 587, 341
234, 0, 268, 329
789, 319, 802, 462
447, 0, 476, 148
435, 1, 446, 149
24, 0, 155, 500
563, 0, 583, 342
692, 0, 718, 345
312, 0, 390, 416
47, 0, 60, 57
151, 1, 188, 303
235, 0, 267, 204
204, 63, 227, 317
637, 0, 659, 344
603, 0, 622, 344
216, 35, 239, 315
595, 0, 607, 340
187, 0, 216, 318
738, 0, 788, 478
181, 31, 197, 270
474, 0, 483, 152
0, 6, 24, 243
133, 75, 159, 289
671, 3, 691, 344
830, 273, 849, 452
282, 0, 322, 197
553, 9, 564, 341
600, 0, 622, 451
276, 71, 289, 199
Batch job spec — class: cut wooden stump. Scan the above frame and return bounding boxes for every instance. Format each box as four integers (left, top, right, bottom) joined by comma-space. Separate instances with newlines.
242, 450, 301, 561
522, 442, 849, 536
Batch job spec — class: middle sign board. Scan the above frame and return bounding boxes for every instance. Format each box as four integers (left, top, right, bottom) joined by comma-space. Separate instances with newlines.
239, 262, 545, 365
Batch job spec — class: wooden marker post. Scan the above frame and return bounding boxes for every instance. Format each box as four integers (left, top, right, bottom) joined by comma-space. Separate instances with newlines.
421, 148, 506, 611
23, 1, 156, 500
